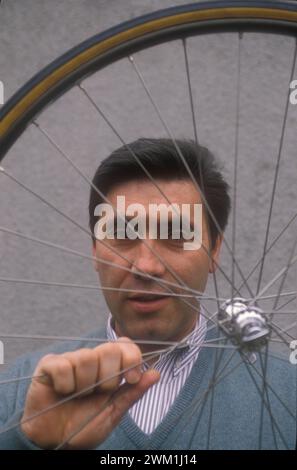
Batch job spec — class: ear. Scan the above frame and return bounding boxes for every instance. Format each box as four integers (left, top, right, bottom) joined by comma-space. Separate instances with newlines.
92, 241, 99, 272
208, 235, 223, 274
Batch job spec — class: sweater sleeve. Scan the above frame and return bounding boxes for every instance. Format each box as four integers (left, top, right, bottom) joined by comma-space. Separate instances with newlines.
0, 330, 105, 450
0, 356, 44, 449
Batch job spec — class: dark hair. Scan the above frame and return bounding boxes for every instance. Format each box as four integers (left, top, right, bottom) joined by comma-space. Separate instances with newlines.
89, 138, 231, 248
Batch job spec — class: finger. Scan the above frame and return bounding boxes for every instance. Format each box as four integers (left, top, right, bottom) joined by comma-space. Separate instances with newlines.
63, 349, 98, 395
34, 354, 75, 395
117, 337, 143, 384
95, 342, 122, 392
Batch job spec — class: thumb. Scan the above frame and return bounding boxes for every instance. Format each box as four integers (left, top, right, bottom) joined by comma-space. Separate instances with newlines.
108, 369, 160, 423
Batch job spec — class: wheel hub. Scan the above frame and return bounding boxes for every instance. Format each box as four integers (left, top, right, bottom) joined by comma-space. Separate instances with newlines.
218, 298, 270, 352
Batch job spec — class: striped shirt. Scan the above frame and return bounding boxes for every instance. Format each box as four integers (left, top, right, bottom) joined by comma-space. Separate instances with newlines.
106, 312, 207, 435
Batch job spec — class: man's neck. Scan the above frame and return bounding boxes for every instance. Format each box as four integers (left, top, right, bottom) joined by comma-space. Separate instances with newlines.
112, 316, 199, 367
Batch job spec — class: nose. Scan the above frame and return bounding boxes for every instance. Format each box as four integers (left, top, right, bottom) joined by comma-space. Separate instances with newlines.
131, 240, 166, 279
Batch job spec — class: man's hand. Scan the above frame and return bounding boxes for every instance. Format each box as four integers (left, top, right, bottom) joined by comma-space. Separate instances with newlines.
21, 338, 160, 449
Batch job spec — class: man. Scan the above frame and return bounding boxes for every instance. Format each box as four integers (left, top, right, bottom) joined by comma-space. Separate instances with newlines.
0, 138, 295, 449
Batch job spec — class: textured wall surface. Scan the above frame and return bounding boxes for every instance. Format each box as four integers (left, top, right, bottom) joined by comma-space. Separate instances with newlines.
0, 0, 296, 367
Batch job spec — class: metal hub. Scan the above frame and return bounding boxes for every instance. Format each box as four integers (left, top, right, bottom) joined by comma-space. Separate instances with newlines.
218, 298, 270, 352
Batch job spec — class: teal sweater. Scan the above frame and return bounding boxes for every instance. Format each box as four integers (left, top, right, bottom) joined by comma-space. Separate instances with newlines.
0, 326, 296, 450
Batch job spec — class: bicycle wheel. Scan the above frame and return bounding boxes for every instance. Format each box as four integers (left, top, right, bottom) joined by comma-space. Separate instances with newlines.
0, 0, 296, 450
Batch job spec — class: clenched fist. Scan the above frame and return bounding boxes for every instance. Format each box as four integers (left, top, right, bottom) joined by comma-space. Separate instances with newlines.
21, 337, 160, 449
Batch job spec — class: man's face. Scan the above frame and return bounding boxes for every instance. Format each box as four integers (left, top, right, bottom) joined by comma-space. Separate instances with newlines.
92, 178, 222, 347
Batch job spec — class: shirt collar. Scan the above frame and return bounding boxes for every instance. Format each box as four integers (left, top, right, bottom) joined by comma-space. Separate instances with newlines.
106, 309, 207, 376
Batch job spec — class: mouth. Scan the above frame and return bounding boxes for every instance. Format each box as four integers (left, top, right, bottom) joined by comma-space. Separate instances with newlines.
127, 293, 171, 312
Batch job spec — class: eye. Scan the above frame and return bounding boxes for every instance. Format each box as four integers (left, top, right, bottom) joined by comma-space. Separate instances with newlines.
168, 228, 184, 240
113, 227, 127, 238
113, 221, 140, 240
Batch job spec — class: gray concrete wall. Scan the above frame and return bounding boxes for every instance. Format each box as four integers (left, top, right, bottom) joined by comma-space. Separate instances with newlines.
0, 0, 296, 366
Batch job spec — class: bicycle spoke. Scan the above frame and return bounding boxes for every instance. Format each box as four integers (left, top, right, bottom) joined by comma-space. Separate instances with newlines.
256, 39, 297, 295
270, 237, 297, 322
251, 254, 297, 304
258, 344, 277, 449
55, 393, 114, 449
254, 291, 297, 301
59, 343, 240, 451
260, 351, 291, 363
241, 353, 290, 450
31, 118, 231, 332
200, 343, 237, 349
0, 225, 220, 299
0, 8, 295, 451
273, 295, 296, 312
262, 311, 296, 315
203, 337, 229, 343
33, 120, 201, 296
270, 320, 297, 341
1, 166, 227, 329
231, 32, 242, 302
182, 36, 223, 330
78, 82, 240, 297
186, 351, 242, 448
0, 276, 217, 301
182, 38, 199, 146
269, 323, 292, 347
54, 342, 177, 450
0, 347, 167, 437
0, 374, 45, 386
128, 53, 254, 299
242, 352, 295, 421
206, 340, 228, 449
238, 211, 297, 292
0, 334, 179, 349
